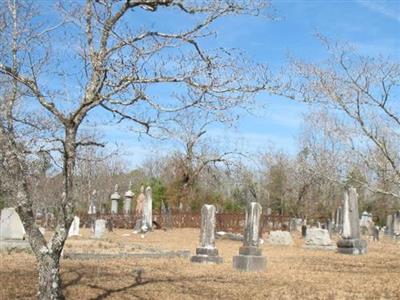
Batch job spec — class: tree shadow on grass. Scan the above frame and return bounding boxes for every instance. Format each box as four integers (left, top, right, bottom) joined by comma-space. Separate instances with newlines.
87, 277, 175, 300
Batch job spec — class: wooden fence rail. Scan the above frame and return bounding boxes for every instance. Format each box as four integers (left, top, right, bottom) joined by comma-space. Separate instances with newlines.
71, 212, 329, 233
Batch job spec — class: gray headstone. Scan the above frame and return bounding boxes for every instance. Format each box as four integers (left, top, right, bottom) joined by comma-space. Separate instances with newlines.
267, 230, 293, 246
124, 182, 134, 214
141, 186, 153, 232
0, 208, 26, 240
94, 219, 106, 238
304, 228, 335, 250
335, 206, 343, 233
337, 188, 367, 255
385, 214, 393, 235
191, 204, 222, 264
110, 184, 121, 214
233, 202, 267, 272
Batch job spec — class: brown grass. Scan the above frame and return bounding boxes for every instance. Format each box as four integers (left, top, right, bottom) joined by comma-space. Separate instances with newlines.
1, 228, 399, 299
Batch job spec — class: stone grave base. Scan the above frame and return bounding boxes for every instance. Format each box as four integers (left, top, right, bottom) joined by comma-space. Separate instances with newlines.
337, 238, 367, 255
233, 255, 267, 272
0, 239, 31, 252
191, 247, 223, 264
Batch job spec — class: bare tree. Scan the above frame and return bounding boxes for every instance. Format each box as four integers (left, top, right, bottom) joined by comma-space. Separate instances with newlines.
278, 37, 400, 199
0, 0, 271, 298
159, 109, 244, 210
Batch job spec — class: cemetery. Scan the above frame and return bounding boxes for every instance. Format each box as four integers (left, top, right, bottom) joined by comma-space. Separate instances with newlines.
0, 0, 399, 299
1, 185, 400, 299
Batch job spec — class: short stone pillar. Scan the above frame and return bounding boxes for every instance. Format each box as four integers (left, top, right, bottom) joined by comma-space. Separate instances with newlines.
191, 204, 223, 264
94, 219, 106, 238
124, 182, 134, 214
337, 188, 367, 255
110, 184, 120, 214
233, 202, 267, 272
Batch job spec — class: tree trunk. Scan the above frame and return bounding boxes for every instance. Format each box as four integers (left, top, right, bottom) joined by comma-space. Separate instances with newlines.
37, 254, 64, 300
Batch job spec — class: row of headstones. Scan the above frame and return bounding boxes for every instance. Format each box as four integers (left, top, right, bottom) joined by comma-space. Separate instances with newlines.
88, 184, 154, 233
191, 187, 381, 273
191, 202, 267, 271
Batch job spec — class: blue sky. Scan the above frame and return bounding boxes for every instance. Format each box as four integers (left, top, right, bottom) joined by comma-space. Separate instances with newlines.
92, 0, 400, 169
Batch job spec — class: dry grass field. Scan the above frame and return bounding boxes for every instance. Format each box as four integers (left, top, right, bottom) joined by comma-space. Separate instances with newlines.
1, 228, 399, 300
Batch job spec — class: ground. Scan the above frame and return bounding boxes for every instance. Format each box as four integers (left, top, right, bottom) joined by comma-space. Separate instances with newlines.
1, 228, 399, 299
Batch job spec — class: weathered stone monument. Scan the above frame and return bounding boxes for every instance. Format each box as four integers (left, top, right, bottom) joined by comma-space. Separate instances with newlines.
141, 186, 153, 232
68, 216, 80, 237
110, 184, 121, 214
133, 186, 145, 232
191, 204, 223, 264
124, 182, 134, 214
94, 219, 106, 238
304, 228, 335, 250
337, 188, 367, 255
0, 207, 26, 240
233, 202, 267, 272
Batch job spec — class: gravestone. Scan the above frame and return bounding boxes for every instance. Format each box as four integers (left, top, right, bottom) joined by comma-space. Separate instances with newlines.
0, 208, 26, 240
267, 230, 293, 246
88, 190, 97, 233
233, 202, 267, 272
124, 182, 134, 214
335, 206, 343, 233
394, 211, 400, 237
304, 228, 335, 250
161, 201, 172, 230
94, 219, 106, 238
337, 188, 367, 255
68, 216, 80, 237
191, 204, 223, 264
385, 214, 393, 236
140, 186, 153, 232
301, 225, 307, 238
133, 186, 145, 232
110, 184, 121, 214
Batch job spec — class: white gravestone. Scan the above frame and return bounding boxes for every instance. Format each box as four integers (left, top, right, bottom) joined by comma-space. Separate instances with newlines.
267, 230, 293, 246
0, 208, 26, 240
68, 216, 80, 237
304, 228, 335, 250
337, 188, 367, 255
94, 219, 106, 238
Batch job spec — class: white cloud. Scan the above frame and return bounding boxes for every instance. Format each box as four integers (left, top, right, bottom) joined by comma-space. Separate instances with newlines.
356, 0, 400, 22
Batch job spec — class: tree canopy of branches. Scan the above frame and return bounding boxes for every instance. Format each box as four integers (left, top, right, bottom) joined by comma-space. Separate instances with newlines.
0, 1, 271, 298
